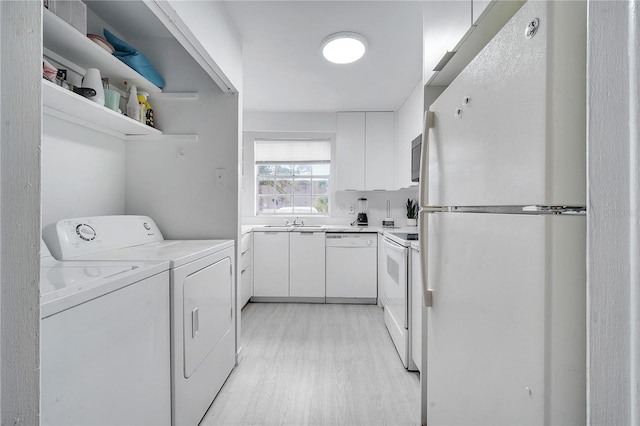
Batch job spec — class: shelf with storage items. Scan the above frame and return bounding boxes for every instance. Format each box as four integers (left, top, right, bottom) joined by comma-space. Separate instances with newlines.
43, 79, 161, 137
43, 7, 161, 94
42, 5, 171, 138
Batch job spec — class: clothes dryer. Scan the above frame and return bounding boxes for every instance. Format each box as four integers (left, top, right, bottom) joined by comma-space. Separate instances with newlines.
44, 216, 235, 426
40, 241, 171, 425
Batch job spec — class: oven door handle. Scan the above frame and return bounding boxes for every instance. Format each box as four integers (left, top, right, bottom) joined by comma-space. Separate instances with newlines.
383, 237, 406, 253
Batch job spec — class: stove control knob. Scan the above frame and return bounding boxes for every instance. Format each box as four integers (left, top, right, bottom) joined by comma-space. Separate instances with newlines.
76, 224, 96, 241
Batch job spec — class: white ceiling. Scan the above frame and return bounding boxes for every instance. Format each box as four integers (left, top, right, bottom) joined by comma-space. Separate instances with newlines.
222, 1, 425, 112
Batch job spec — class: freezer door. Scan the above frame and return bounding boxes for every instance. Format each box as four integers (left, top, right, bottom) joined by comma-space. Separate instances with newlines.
424, 212, 585, 425
423, 0, 586, 207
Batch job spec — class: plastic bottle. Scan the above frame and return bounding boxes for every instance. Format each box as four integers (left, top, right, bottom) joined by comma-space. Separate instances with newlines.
137, 91, 154, 127
126, 84, 141, 122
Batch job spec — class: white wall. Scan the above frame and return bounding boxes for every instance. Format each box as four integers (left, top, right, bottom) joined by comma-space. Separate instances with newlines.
41, 117, 126, 227
244, 111, 337, 133
0, 1, 40, 423
241, 111, 337, 219
241, 111, 419, 225
587, 1, 640, 423
167, 0, 243, 92
394, 80, 423, 189
125, 37, 239, 240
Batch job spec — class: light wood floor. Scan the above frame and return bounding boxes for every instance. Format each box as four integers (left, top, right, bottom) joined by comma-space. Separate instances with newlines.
201, 303, 420, 426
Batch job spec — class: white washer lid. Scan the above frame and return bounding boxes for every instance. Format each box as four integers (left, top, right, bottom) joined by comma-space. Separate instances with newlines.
40, 259, 169, 318
68, 239, 234, 268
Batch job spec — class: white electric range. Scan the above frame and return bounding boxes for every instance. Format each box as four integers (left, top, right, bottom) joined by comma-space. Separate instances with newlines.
381, 230, 419, 371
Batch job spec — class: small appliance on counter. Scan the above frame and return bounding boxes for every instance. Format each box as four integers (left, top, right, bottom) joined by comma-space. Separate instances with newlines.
383, 200, 395, 227
356, 197, 368, 226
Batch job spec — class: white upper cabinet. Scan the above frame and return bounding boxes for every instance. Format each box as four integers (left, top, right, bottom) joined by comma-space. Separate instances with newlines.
336, 111, 395, 191
423, 1, 472, 84
424, 0, 526, 87
150, 1, 242, 93
365, 112, 395, 191
336, 112, 366, 191
394, 81, 425, 190
473, 0, 494, 24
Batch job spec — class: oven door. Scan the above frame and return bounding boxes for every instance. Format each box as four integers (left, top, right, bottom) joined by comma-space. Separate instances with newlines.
382, 237, 408, 328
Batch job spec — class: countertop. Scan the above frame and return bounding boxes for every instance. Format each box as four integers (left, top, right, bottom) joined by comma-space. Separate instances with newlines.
248, 224, 418, 233
246, 224, 420, 246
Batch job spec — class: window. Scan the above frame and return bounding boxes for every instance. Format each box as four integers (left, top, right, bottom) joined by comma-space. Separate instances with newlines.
255, 139, 331, 215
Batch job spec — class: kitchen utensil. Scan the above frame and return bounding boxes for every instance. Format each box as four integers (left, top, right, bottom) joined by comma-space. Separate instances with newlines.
72, 87, 96, 98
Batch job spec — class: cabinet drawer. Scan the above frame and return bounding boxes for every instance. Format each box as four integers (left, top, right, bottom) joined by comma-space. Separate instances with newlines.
241, 264, 252, 281
240, 249, 252, 271
240, 233, 252, 253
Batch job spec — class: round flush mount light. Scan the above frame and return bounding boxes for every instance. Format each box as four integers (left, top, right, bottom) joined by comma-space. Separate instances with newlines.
321, 32, 368, 64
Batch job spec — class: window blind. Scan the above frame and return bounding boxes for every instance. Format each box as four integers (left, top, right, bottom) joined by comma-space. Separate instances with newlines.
255, 139, 331, 163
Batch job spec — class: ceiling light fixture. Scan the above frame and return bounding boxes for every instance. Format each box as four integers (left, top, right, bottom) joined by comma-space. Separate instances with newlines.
321, 32, 367, 64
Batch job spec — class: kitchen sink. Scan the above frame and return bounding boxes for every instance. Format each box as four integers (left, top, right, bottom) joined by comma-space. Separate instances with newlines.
255, 224, 326, 230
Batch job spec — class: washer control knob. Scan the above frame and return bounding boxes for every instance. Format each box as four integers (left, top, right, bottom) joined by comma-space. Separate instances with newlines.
143, 222, 151, 231
76, 224, 96, 241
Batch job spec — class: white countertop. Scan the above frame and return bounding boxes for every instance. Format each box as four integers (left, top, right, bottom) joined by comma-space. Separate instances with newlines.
246, 224, 420, 242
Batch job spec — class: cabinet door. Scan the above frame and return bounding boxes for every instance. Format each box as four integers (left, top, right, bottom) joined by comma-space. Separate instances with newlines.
410, 247, 422, 372
473, 0, 493, 24
423, 1, 472, 83
289, 232, 326, 298
240, 232, 253, 306
336, 112, 365, 191
253, 232, 289, 297
365, 112, 394, 190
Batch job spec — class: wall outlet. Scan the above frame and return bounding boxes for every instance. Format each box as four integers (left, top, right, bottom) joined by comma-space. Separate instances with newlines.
215, 168, 226, 187
348, 204, 355, 214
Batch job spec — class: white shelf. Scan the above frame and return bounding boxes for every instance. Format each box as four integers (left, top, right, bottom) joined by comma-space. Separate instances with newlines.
43, 79, 162, 138
43, 7, 161, 94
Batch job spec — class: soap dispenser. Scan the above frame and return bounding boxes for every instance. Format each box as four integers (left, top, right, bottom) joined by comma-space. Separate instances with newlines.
126, 84, 140, 122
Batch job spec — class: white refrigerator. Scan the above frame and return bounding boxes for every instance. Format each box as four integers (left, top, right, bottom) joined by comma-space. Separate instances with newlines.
418, 1, 587, 425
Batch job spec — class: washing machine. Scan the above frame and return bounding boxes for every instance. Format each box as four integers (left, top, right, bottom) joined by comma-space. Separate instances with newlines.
40, 240, 171, 425
44, 216, 236, 426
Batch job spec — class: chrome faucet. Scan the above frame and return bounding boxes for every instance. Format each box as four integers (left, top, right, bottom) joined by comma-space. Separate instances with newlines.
285, 217, 305, 226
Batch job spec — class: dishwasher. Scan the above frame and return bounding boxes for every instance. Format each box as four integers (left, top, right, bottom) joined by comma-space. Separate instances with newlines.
325, 233, 377, 304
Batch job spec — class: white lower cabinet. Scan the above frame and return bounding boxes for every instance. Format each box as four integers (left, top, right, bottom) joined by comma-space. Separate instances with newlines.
410, 246, 422, 372
289, 231, 325, 298
253, 231, 289, 297
240, 232, 253, 306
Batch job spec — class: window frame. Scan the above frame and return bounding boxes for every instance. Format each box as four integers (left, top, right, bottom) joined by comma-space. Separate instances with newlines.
249, 134, 335, 217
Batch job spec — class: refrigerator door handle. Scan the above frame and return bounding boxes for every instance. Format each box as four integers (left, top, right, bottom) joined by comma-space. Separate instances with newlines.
418, 209, 433, 308
419, 110, 435, 206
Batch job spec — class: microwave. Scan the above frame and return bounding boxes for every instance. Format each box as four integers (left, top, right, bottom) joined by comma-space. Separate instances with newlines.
411, 134, 421, 182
